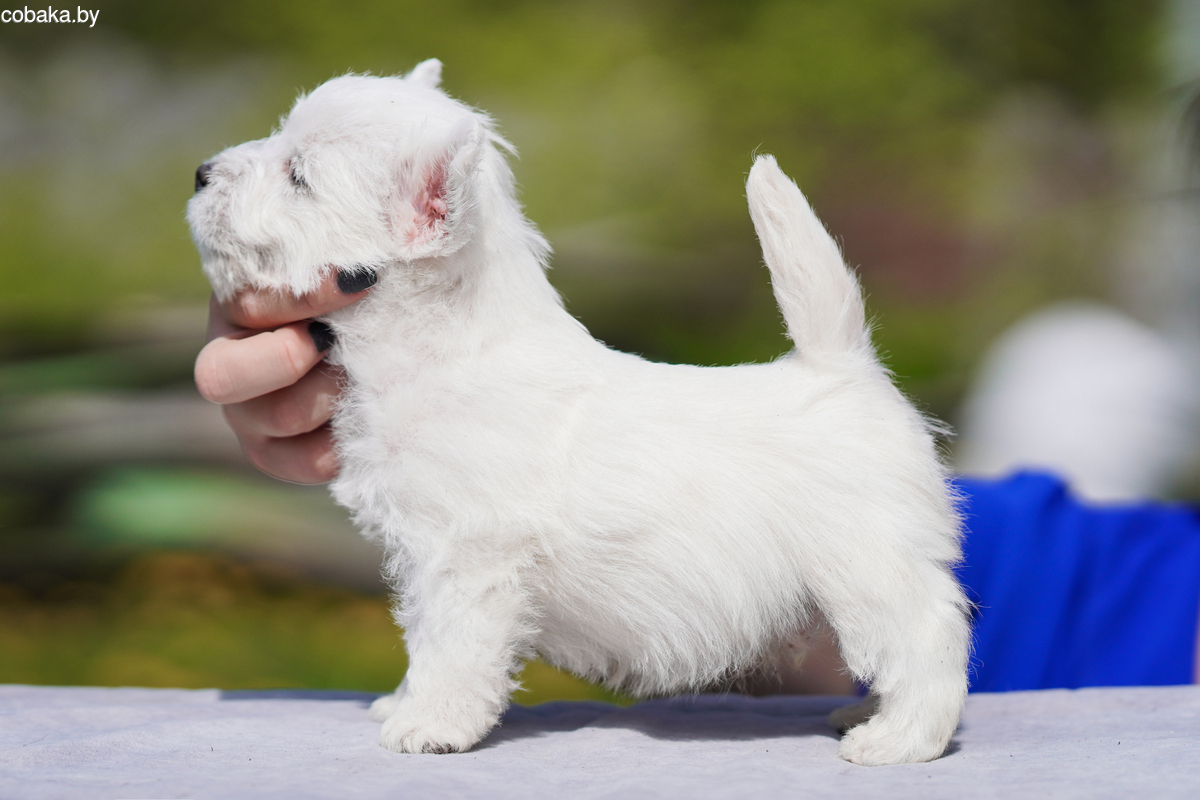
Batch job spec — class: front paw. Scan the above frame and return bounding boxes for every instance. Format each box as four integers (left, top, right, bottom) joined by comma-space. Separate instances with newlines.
379, 701, 496, 755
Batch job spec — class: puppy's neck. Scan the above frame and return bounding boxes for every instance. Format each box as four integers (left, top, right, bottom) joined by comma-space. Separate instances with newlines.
327, 221, 578, 376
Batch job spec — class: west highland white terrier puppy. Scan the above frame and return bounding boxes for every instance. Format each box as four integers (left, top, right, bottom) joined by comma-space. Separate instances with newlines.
189, 60, 970, 766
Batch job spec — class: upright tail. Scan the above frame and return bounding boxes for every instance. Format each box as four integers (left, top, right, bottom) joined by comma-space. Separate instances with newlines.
747, 155, 869, 360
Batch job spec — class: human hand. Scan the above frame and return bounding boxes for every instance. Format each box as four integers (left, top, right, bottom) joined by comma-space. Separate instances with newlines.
194, 271, 376, 483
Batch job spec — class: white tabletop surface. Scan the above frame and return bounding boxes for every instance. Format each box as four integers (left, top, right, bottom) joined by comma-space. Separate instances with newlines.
2, 684, 1198, 799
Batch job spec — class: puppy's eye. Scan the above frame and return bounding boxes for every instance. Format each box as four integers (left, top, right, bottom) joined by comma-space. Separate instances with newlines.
288, 158, 309, 190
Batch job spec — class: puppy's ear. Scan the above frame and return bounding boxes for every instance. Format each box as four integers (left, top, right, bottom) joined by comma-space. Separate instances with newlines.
396, 118, 484, 261
407, 59, 442, 89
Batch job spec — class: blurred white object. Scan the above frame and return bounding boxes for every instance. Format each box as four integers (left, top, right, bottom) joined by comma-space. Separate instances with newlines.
958, 1, 1200, 502
955, 303, 1200, 501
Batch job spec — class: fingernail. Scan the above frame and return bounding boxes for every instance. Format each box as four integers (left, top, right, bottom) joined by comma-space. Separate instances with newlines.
309, 320, 335, 353
337, 268, 377, 294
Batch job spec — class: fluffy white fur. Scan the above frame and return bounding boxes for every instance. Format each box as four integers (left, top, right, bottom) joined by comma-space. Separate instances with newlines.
188, 61, 971, 766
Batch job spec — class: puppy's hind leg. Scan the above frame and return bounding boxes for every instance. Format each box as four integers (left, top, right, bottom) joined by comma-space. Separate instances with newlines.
379, 566, 534, 754
821, 562, 970, 766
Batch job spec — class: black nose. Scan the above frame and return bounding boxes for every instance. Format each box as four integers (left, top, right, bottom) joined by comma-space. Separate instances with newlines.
195, 162, 214, 192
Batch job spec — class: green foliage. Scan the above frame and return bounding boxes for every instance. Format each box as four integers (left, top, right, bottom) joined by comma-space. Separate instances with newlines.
967, 0, 1165, 111
0, 0, 1166, 356
0, 551, 627, 704
0, 552, 404, 690
0, 0, 1171, 693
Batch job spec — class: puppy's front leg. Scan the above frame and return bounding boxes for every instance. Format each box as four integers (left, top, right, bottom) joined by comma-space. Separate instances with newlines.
379, 570, 531, 754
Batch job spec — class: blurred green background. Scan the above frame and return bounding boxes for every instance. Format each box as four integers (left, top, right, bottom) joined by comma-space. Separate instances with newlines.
0, 0, 1194, 700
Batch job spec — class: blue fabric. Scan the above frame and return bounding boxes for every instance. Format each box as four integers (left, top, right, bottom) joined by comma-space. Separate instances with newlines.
954, 472, 1200, 692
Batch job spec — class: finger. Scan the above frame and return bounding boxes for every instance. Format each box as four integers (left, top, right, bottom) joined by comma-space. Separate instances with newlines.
217, 269, 377, 333
240, 425, 339, 484
223, 363, 343, 439
195, 321, 330, 405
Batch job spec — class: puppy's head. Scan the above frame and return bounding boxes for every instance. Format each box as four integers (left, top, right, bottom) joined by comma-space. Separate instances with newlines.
188, 60, 495, 299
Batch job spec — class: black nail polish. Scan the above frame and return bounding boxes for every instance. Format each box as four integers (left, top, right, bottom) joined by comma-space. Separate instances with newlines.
337, 268, 378, 294
309, 320, 335, 353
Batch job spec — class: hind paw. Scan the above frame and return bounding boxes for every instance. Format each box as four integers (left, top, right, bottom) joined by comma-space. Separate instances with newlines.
837, 716, 949, 766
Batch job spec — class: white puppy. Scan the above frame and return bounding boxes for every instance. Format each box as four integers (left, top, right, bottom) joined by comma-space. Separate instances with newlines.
189, 60, 970, 766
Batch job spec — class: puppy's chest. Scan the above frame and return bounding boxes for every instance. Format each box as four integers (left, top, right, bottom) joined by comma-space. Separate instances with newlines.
331, 350, 567, 466
331, 365, 465, 461
330, 345, 588, 534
